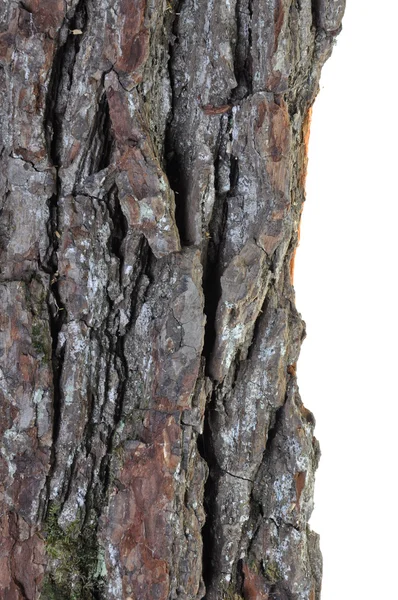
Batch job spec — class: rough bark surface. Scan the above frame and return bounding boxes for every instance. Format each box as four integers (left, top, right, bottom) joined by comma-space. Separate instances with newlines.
0, 1, 344, 598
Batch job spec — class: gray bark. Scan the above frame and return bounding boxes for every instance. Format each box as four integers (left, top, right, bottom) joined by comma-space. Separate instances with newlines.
0, 0, 344, 598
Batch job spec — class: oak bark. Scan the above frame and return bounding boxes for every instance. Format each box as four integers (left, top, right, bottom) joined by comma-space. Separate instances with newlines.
0, 0, 344, 598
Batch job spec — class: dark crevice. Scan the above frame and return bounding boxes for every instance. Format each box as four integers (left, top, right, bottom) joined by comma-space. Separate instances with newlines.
201, 209, 226, 367
46, 333, 65, 476
41, 0, 88, 516
43, 0, 88, 164
164, 138, 188, 245
235, 559, 246, 597
165, 35, 189, 246
247, 0, 254, 94
105, 184, 128, 273
60, 451, 79, 506
83, 382, 96, 456
232, 0, 253, 103
265, 405, 284, 451
45, 195, 67, 488
77, 86, 114, 182
198, 84, 244, 599
18, 1, 32, 14
197, 389, 218, 592
164, 0, 197, 246
96, 94, 113, 172
202, 121, 232, 368
310, 0, 320, 29
229, 153, 239, 191
112, 335, 128, 432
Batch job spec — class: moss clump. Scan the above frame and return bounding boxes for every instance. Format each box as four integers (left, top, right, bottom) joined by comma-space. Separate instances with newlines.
31, 321, 51, 363
224, 582, 244, 600
247, 558, 260, 575
42, 504, 104, 600
40, 578, 70, 600
264, 561, 282, 584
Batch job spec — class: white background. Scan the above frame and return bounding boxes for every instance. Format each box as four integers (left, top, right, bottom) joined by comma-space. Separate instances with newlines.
295, 1, 398, 598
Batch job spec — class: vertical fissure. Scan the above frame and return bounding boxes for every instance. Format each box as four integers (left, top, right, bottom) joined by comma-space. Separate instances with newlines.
41, 0, 89, 523
165, 34, 189, 246
77, 85, 114, 182
197, 386, 219, 593
232, 0, 253, 103
43, 0, 89, 163
311, 0, 320, 28
201, 129, 230, 365
198, 112, 245, 595
100, 235, 150, 500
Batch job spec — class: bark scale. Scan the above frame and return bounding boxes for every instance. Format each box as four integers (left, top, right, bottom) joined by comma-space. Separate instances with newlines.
0, 0, 344, 598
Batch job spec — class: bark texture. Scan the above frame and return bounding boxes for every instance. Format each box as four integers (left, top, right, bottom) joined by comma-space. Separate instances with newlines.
0, 0, 344, 598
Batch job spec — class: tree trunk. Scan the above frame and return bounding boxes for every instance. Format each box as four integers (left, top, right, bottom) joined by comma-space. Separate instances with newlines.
0, 0, 344, 598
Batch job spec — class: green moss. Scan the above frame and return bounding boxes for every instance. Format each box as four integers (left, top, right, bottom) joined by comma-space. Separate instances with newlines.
247, 558, 260, 575
42, 504, 104, 600
223, 582, 244, 600
113, 439, 125, 458
40, 579, 70, 600
264, 560, 282, 584
31, 321, 51, 363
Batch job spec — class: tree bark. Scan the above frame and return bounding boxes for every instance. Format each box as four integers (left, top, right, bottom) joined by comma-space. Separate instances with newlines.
0, 0, 344, 598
